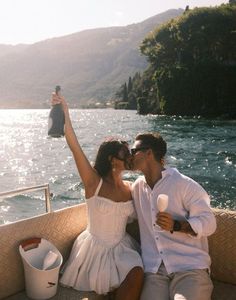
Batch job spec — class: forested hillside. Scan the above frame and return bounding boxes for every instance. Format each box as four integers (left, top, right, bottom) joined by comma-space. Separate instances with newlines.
115, 3, 236, 118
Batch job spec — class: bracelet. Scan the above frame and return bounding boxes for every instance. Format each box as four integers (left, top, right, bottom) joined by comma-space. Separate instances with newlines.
170, 220, 181, 234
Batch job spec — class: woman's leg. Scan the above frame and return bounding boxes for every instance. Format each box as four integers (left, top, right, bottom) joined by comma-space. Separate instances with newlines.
115, 266, 144, 300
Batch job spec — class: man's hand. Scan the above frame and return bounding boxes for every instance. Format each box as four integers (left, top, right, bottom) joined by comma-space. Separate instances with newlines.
156, 212, 197, 236
156, 212, 174, 231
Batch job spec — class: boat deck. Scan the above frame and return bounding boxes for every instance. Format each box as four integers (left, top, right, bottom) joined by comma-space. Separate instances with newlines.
5, 280, 236, 300
5, 286, 109, 300
1, 205, 236, 300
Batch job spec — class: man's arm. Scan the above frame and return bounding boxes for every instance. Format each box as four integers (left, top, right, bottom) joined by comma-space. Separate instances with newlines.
156, 213, 197, 236
183, 181, 217, 238
178, 220, 197, 236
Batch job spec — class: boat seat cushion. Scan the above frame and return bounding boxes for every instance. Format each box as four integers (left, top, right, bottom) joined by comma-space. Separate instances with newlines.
1, 205, 235, 300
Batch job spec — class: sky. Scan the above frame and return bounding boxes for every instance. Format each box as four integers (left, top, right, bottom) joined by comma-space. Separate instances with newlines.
0, 0, 228, 45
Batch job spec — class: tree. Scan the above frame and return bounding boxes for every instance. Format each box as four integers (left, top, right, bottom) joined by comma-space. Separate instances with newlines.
127, 77, 132, 93
184, 5, 190, 13
123, 82, 128, 102
138, 4, 236, 117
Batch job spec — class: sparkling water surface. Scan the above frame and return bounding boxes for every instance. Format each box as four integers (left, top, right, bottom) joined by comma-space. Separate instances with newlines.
0, 109, 235, 224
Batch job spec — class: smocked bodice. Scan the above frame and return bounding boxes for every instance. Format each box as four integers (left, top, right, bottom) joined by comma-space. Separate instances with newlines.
86, 180, 134, 247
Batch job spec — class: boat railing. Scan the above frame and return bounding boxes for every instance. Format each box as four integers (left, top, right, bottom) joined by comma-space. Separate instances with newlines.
0, 183, 51, 213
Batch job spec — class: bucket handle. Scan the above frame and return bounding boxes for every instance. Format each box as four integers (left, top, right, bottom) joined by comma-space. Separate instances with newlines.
20, 238, 42, 251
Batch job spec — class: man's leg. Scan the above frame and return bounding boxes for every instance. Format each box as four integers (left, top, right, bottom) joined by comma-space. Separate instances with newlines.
170, 269, 213, 300
141, 263, 170, 300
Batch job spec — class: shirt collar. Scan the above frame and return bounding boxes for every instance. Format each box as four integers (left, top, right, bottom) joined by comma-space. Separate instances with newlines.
140, 167, 175, 187
161, 167, 175, 177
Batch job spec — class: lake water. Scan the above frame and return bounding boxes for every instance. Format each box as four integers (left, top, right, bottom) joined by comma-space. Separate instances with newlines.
0, 109, 235, 224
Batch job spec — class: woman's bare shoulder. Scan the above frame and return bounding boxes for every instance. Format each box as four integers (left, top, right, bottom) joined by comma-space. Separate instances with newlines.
84, 171, 101, 198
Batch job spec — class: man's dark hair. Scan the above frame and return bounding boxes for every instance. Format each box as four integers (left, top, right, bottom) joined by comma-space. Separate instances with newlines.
135, 132, 167, 162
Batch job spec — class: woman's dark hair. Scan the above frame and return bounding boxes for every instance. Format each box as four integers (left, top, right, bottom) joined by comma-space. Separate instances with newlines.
135, 132, 167, 162
94, 139, 128, 177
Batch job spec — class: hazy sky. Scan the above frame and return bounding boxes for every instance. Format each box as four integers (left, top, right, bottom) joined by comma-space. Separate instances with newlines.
0, 0, 228, 45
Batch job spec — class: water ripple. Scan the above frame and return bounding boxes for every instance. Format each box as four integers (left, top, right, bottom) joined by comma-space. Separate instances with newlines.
0, 109, 235, 223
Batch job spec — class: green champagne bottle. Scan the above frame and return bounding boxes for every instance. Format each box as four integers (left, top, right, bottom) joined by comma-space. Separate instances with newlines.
48, 85, 65, 137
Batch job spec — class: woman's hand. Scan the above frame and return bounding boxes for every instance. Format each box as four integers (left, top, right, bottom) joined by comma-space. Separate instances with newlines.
51, 92, 68, 113
51, 92, 61, 105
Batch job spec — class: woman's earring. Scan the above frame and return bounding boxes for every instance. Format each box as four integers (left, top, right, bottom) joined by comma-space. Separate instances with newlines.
112, 164, 116, 172
160, 158, 165, 167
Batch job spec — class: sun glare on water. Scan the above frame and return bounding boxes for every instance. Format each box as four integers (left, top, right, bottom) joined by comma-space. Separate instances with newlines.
0, 109, 49, 189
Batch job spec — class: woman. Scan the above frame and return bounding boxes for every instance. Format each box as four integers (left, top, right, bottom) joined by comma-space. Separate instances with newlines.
51, 92, 143, 300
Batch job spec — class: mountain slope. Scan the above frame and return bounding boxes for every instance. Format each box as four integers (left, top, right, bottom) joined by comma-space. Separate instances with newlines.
0, 9, 183, 108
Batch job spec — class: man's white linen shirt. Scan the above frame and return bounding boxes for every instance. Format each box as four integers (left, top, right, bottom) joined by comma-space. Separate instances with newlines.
132, 167, 216, 274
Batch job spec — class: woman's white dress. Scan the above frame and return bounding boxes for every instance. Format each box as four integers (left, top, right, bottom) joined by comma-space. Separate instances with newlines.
60, 179, 143, 295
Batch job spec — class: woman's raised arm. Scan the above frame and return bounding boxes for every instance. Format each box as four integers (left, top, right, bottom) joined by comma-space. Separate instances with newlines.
51, 93, 100, 196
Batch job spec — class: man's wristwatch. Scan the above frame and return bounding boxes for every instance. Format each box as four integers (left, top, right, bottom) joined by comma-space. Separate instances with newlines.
170, 220, 181, 234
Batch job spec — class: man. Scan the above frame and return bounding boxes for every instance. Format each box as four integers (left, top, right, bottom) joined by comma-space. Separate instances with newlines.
131, 132, 216, 300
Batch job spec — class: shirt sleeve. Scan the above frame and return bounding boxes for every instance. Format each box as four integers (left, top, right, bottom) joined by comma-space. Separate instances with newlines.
127, 180, 138, 223
183, 180, 217, 239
